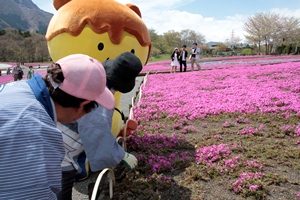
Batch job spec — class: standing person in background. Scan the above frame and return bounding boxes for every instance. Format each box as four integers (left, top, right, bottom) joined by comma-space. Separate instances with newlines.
27, 66, 34, 79
6, 67, 11, 75
179, 45, 188, 72
12, 62, 23, 81
170, 47, 180, 73
190, 43, 201, 71
0, 54, 115, 199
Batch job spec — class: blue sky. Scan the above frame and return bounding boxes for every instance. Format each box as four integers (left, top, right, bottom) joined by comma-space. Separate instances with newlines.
176, 0, 300, 19
32, 0, 300, 43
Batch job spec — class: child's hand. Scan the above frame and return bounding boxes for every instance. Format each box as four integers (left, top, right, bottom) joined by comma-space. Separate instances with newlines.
122, 152, 138, 169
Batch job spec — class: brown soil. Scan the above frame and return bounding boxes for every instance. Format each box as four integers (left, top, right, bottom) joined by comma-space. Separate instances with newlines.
75, 112, 300, 200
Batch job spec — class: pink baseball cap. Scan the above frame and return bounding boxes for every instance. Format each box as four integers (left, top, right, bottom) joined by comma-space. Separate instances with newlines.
56, 54, 115, 110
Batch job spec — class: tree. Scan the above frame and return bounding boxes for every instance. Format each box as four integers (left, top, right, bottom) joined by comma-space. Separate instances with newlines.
150, 46, 161, 58
199, 44, 210, 55
163, 30, 182, 52
212, 42, 227, 55
33, 33, 50, 62
180, 29, 205, 47
244, 12, 265, 55
23, 38, 36, 62
0, 28, 51, 62
149, 29, 168, 54
279, 16, 300, 54
244, 12, 300, 55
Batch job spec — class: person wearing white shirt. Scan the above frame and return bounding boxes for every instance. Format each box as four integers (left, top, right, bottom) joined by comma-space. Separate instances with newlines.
190, 42, 201, 71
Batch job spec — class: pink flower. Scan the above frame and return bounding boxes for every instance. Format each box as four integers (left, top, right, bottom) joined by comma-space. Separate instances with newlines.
249, 185, 259, 191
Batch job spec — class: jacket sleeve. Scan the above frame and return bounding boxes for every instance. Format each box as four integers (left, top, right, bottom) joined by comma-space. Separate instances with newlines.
77, 106, 125, 172
0, 95, 64, 199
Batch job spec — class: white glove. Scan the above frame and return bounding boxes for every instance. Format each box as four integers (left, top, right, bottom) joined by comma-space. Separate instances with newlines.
122, 152, 138, 169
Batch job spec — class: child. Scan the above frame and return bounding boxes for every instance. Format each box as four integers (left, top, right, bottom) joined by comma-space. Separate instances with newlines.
0, 54, 115, 199
27, 66, 34, 79
170, 47, 180, 73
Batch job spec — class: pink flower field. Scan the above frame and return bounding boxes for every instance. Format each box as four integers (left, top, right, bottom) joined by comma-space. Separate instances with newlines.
2, 56, 300, 199
111, 56, 300, 200
138, 61, 300, 120
141, 54, 300, 73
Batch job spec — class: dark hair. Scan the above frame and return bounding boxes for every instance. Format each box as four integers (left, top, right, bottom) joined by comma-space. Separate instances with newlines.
43, 63, 98, 113
182, 45, 187, 48
193, 42, 197, 45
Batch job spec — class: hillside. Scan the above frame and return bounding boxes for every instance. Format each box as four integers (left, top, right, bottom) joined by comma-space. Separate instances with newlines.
0, 0, 53, 34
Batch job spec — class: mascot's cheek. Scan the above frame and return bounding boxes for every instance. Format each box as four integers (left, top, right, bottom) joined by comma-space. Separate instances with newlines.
120, 32, 149, 66
48, 25, 149, 64
47, 26, 111, 62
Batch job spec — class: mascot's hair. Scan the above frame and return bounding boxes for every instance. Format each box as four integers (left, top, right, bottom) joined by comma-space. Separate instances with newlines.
47, 0, 151, 48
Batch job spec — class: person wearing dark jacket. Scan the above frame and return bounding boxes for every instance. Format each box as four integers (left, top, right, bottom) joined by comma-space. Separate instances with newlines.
179, 45, 188, 72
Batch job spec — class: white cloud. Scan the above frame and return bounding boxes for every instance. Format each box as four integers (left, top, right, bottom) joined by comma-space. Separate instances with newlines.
271, 8, 300, 18
116, 0, 247, 43
36, 0, 300, 44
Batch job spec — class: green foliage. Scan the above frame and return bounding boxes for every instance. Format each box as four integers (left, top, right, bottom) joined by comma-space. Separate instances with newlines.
148, 28, 206, 56
23, 31, 31, 38
241, 48, 252, 56
0, 29, 6, 36
0, 28, 50, 62
148, 54, 170, 63
282, 45, 291, 54
150, 46, 161, 58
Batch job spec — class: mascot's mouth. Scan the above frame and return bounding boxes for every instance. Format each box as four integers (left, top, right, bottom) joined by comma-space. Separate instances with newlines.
106, 57, 109, 60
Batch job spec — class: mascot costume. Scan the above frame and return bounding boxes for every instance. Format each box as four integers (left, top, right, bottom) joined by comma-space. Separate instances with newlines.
46, 0, 151, 191
46, 0, 151, 137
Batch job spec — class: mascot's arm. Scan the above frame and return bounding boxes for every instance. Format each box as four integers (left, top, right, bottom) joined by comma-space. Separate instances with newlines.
111, 91, 139, 138
117, 119, 138, 138
111, 92, 123, 138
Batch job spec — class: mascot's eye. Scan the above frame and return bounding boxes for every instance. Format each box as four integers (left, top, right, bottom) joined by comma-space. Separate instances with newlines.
98, 43, 104, 51
131, 49, 135, 54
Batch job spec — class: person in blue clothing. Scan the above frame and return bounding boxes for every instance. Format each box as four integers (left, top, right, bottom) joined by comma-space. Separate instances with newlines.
0, 54, 115, 200
57, 52, 143, 200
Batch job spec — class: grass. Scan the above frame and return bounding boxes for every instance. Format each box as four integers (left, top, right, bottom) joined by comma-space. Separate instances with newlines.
148, 54, 171, 63
108, 112, 300, 199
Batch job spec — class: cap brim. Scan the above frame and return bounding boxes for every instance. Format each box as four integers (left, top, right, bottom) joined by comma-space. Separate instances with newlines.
95, 87, 115, 110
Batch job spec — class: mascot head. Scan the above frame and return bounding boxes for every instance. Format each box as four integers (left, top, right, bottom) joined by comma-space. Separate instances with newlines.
46, 0, 151, 65
46, 0, 151, 137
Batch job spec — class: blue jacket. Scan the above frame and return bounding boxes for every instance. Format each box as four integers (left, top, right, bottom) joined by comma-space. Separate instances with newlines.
0, 74, 64, 199
62, 105, 125, 172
